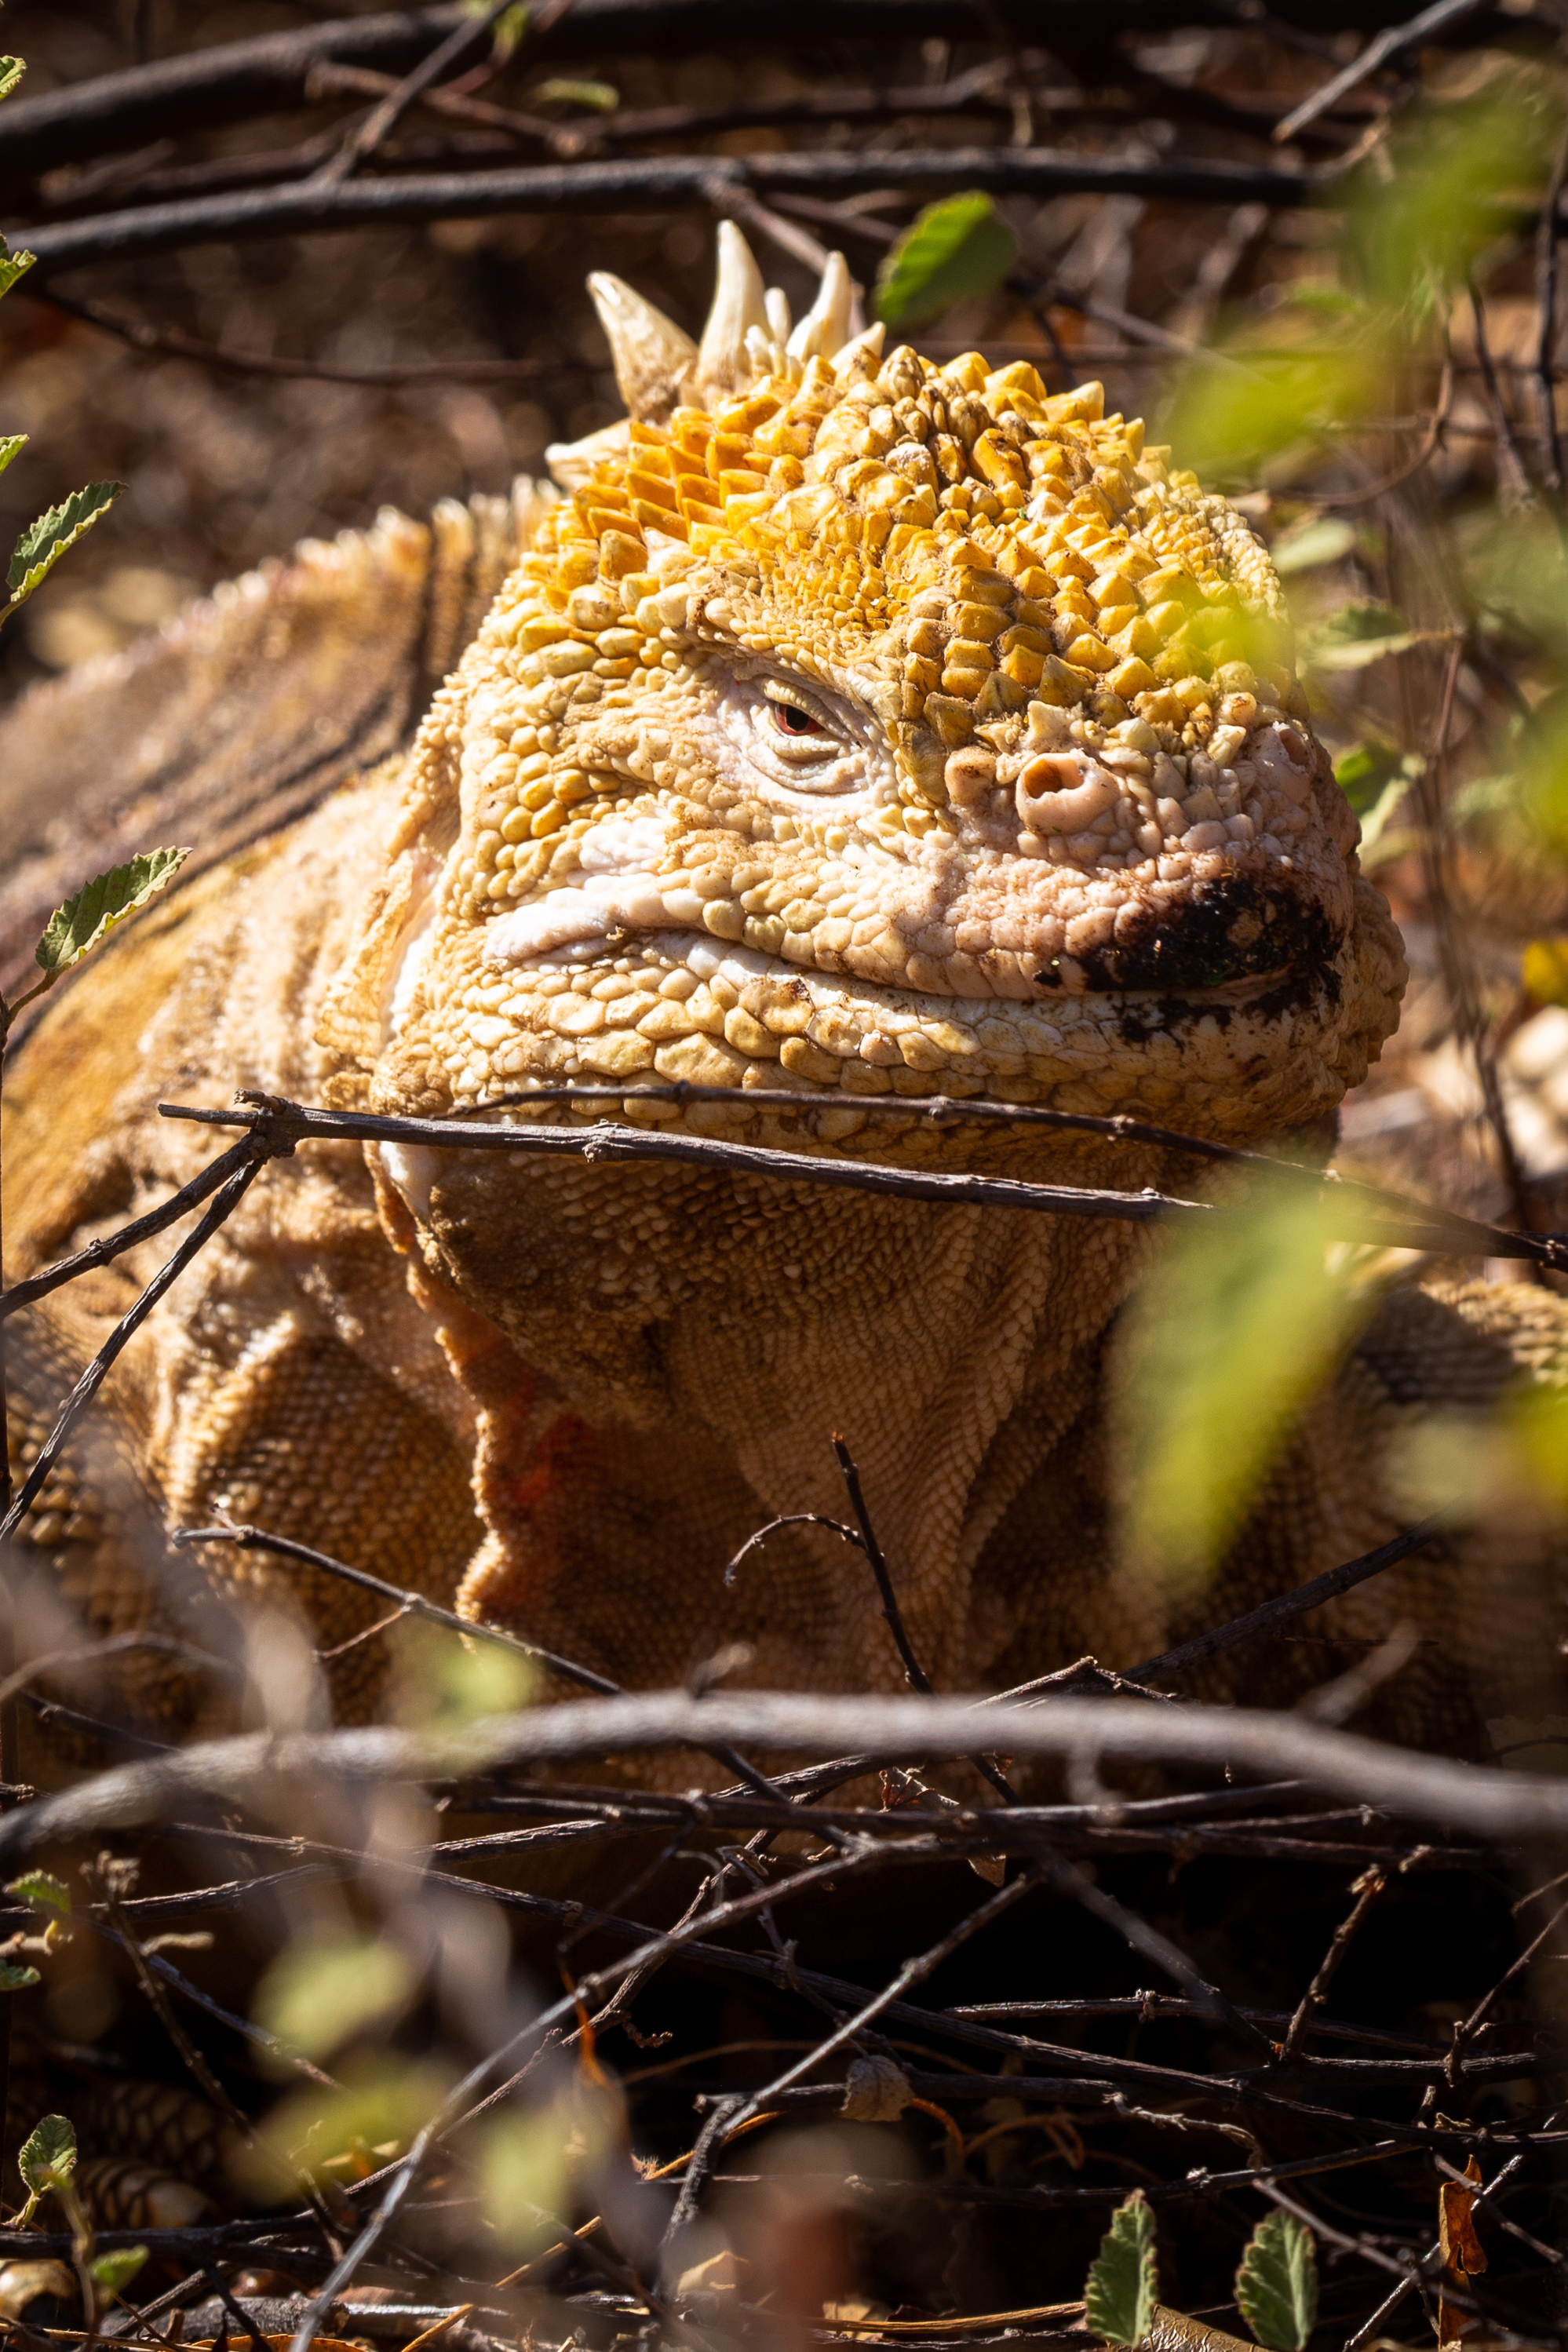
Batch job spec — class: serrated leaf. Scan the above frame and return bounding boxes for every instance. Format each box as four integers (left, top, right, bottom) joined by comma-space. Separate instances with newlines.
0, 436, 27, 479
875, 191, 1016, 328
0, 1961, 40, 1991
8, 1871, 71, 1916
90, 2247, 148, 2295
0, 60, 24, 104
529, 76, 617, 111
0, 247, 35, 300
7, 478, 122, 607
19, 2114, 75, 2193
1085, 2189, 1158, 2348
1236, 2209, 1318, 2352
35, 847, 190, 976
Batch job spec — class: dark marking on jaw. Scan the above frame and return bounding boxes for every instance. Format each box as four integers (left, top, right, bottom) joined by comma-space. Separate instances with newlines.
1034, 875, 1341, 1012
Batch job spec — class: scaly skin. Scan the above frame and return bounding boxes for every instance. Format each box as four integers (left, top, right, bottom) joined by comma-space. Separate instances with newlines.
3, 236, 1563, 1773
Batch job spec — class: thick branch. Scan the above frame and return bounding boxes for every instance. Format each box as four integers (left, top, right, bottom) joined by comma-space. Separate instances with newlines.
5, 1690, 1568, 1862
15, 148, 1315, 279
158, 1094, 1568, 1269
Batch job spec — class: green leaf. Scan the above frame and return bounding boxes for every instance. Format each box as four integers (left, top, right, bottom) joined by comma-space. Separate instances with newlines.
19, 2114, 76, 2193
874, 192, 1016, 328
528, 76, 617, 111
35, 848, 190, 977
0, 435, 27, 478
7, 478, 122, 607
0, 58, 25, 104
0, 1961, 40, 1991
1314, 599, 1408, 645
467, 0, 530, 60
1236, 2209, 1318, 2352
1271, 517, 1356, 576
1118, 1183, 1377, 1592
0, 246, 35, 300
253, 1931, 414, 2062
1085, 2189, 1158, 2348
8, 1871, 71, 1917
90, 2247, 148, 2296
1302, 603, 1435, 673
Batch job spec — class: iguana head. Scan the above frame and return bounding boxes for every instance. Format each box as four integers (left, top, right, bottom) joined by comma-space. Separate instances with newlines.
329, 225, 1404, 1154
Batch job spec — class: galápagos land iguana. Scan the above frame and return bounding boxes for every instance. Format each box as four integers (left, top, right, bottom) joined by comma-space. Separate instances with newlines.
4, 225, 1566, 1781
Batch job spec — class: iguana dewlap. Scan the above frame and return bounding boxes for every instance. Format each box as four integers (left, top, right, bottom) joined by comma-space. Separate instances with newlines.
5, 228, 1565, 1754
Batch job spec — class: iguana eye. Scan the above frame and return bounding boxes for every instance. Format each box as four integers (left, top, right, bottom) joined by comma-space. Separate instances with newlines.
716, 669, 888, 804
771, 702, 828, 738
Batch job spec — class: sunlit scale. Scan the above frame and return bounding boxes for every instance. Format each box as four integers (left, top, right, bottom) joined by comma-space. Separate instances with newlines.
332, 222, 1404, 1146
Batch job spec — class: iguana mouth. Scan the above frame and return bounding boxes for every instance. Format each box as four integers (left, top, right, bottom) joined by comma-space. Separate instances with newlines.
1032, 873, 1341, 1003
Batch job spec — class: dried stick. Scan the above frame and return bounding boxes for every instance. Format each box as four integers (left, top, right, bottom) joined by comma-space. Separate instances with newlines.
93, 1860, 341, 2237
305, 58, 587, 158
1278, 1867, 1387, 2061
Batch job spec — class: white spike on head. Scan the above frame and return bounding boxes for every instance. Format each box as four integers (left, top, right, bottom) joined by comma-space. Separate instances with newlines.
692, 220, 770, 406
786, 250, 854, 363
830, 319, 886, 380
585, 271, 697, 426
764, 285, 792, 345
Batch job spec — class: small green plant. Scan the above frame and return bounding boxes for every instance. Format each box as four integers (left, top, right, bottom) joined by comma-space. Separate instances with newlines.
12, 2112, 146, 2317
0, 61, 122, 632
1083, 2193, 1319, 2350
15, 2112, 78, 2229
1236, 2210, 1318, 2352
1085, 2188, 1158, 2347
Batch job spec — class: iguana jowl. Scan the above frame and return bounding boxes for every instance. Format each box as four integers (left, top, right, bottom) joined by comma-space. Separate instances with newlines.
4, 226, 1564, 1753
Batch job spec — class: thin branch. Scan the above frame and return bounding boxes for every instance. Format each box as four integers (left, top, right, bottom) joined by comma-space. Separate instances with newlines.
170, 1520, 786, 1809
31, 287, 603, 388
304, 59, 589, 158
0, 1154, 270, 1548
1272, 0, 1488, 144
1537, 118, 1568, 499
1469, 278, 1539, 512
170, 1522, 622, 1697
830, 1434, 1019, 1808
832, 1437, 930, 1697
1316, 353, 1454, 509
0, 1136, 256, 1321
309, 0, 527, 186
1121, 1514, 1452, 1686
